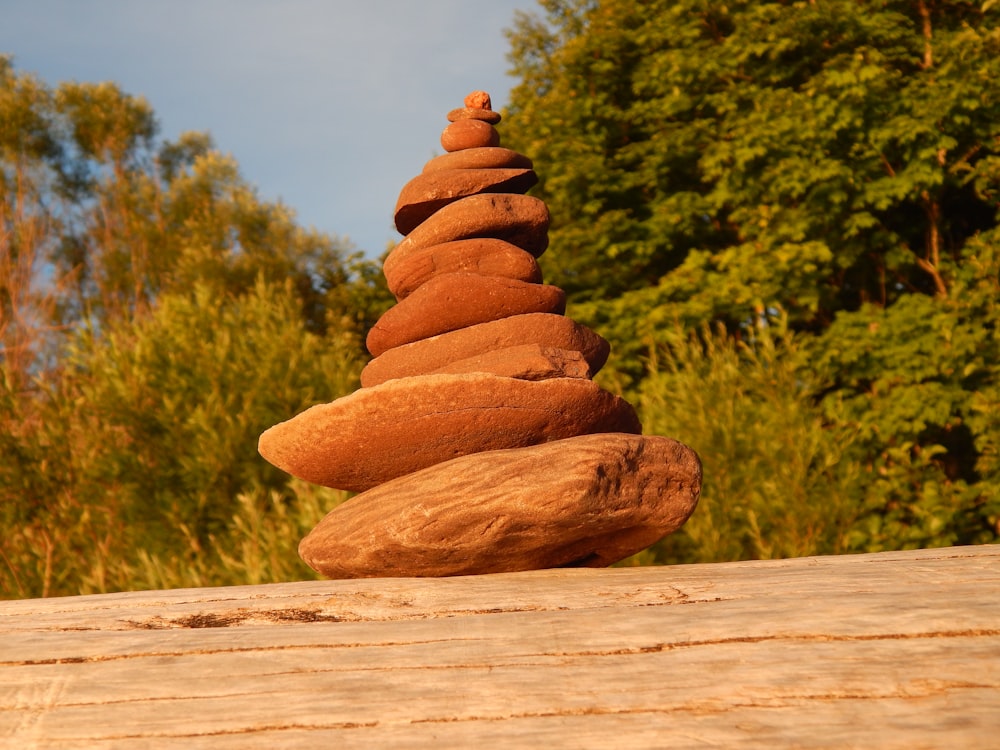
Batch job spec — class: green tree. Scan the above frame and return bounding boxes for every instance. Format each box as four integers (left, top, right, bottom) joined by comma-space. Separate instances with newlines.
630, 320, 862, 565
2, 55, 385, 363
505, 0, 1000, 551
1, 58, 385, 597
1, 279, 358, 598
811, 226, 1000, 550
506, 0, 1000, 322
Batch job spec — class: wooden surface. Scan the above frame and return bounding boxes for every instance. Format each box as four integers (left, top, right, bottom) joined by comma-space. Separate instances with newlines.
1, 545, 998, 749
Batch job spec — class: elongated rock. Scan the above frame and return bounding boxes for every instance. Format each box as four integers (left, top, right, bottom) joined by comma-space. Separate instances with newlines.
383, 194, 549, 282
446, 106, 502, 124
258, 373, 640, 492
394, 168, 538, 235
360, 313, 610, 387
422, 147, 532, 173
366, 273, 566, 357
386, 238, 542, 300
298, 433, 702, 578
425, 344, 591, 381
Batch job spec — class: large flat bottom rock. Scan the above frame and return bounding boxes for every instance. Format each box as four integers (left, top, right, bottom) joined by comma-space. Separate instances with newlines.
299, 433, 702, 578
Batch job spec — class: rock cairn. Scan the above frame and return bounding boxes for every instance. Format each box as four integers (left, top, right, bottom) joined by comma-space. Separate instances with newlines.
258, 91, 702, 579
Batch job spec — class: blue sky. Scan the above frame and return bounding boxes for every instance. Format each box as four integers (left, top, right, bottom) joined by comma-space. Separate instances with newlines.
1, 0, 542, 259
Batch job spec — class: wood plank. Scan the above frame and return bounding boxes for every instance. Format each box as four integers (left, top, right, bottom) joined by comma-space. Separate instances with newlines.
1, 545, 998, 748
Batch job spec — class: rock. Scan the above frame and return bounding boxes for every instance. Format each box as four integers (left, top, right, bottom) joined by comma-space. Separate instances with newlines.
394, 168, 538, 235
384, 194, 549, 282
422, 147, 532, 173
258, 373, 641, 493
425, 344, 591, 381
258, 90, 703, 583
441, 119, 499, 151
360, 313, 611, 387
386, 238, 542, 300
298, 433, 702, 578
446, 107, 501, 124
464, 90, 492, 109
366, 273, 566, 357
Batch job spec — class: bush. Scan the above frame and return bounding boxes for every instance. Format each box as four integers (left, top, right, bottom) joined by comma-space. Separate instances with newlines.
626, 319, 863, 565
1, 279, 358, 598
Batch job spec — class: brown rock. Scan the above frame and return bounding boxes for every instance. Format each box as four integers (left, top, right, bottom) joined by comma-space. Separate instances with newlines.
422, 147, 532, 173
386, 238, 542, 300
366, 273, 566, 357
298, 433, 701, 578
394, 168, 538, 235
427, 344, 591, 381
258, 373, 642, 493
447, 107, 501, 124
465, 90, 492, 109
361, 313, 610, 387
384, 194, 549, 280
441, 119, 500, 152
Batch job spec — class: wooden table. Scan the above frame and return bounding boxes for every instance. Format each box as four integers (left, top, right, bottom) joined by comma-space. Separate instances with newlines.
2, 545, 998, 748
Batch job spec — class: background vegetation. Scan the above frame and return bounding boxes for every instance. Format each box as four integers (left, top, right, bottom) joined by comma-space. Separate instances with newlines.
3, 0, 998, 598
504, 0, 1000, 564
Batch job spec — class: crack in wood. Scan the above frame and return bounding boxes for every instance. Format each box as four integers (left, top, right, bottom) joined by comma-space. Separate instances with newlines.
562, 628, 1000, 656
127, 608, 343, 629
56, 720, 382, 741
0, 637, 481, 667
4, 628, 996, 670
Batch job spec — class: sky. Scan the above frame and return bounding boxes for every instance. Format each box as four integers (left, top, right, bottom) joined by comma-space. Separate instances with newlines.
0, 0, 543, 259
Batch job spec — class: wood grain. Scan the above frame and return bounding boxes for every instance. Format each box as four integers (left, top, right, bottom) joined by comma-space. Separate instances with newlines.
1, 545, 998, 748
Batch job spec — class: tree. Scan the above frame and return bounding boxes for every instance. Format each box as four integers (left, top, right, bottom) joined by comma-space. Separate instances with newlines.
2, 56, 385, 366
505, 0, 1000, 551
811, 226, 1000, 550
1, 279, 360, 598
1, 58, 385, 597
507, 0, 999, 316
632, 320, 863, 564
0, 57, 65, 389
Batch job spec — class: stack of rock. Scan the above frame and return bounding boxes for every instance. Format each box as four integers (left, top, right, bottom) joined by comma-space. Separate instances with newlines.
258, 91, 702, 579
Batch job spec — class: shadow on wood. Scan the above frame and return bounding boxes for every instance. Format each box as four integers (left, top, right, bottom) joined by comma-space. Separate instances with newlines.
2, 545, 998, 748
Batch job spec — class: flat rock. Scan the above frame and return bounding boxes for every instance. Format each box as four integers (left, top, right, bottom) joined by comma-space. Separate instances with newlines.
298, 433, 702, 578
366, 273, 566, 357
386, 238, 542, 300
425, 344, 591, 381
446, 107, 502, 124
384, 194, 549, 281
422, 147, 532, 173
394, 168, 538, 235
361, 313, 610, 387
258, 373, 641, 493
441, 119, 500, 151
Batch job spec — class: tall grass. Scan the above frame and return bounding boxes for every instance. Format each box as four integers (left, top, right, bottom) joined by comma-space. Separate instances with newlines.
1, 279, 360, 599
624, 320, 863, 565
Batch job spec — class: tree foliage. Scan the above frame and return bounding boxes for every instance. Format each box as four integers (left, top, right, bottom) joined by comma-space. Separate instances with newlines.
1, 58, 380, 598
812, 226, 1000, 550
1, 56, 387, 378
631, 320, 863, 564
1, 279, 358, 597
506, 0, 1000, 318
505, 0, 1000, 551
